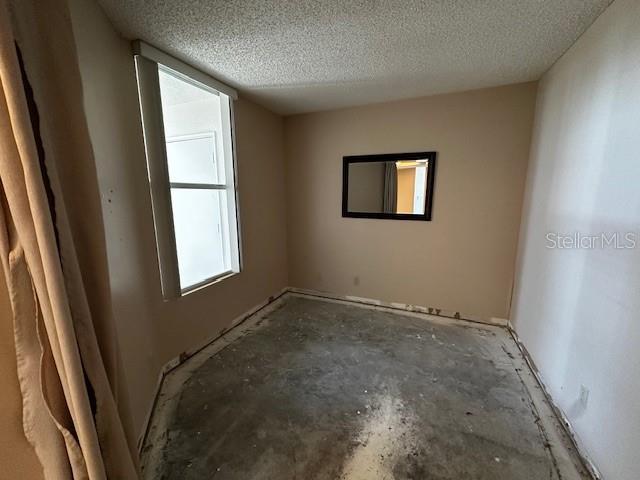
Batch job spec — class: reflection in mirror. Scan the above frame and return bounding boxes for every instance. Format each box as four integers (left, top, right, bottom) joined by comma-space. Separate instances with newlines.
343, 152, 436, 221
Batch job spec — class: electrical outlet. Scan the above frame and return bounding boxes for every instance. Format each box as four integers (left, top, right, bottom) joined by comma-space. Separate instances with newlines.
579, 385, 590, 409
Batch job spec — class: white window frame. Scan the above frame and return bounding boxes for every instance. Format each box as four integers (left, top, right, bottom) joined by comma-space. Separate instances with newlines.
133, 41, 242, 299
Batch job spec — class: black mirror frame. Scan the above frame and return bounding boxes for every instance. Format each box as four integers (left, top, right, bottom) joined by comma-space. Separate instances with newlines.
342, 151, 437, 221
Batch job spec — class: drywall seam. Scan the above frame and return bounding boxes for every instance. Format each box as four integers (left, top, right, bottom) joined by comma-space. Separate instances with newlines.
507, 322, 601, 480
288, 287, 509, 327
136, 287, 289, 453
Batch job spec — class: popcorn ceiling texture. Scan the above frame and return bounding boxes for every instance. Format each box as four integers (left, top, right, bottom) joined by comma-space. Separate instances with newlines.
97, 0, 612, 114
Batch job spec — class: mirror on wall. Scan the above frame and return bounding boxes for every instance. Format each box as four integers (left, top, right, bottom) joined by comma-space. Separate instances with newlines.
342, 152, 436, 220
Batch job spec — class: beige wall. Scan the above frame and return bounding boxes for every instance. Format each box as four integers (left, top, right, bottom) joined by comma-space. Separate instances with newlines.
284, 83, 537, 320
511, 0, 640, 478
347, 162, 385, 212
68, 0, 288, 435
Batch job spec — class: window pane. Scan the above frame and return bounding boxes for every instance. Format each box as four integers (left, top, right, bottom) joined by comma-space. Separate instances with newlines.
158, 67, 225, 184
165, 134, 218, 184
170, 188, 230, 289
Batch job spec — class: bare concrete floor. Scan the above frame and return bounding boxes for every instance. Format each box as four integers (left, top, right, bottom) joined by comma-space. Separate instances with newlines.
142, 295, 591, 480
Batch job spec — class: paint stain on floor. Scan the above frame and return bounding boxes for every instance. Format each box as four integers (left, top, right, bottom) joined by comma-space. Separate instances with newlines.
142, 296, 590, 480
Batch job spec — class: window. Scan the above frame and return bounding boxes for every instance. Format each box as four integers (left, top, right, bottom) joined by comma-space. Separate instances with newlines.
134, 42, 241, 297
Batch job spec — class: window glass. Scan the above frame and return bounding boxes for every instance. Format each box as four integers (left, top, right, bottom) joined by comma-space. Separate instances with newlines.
165, 134, 218, 184
155, 67, 235, 290
158, 68, 225, 184
170, 189, 230, 289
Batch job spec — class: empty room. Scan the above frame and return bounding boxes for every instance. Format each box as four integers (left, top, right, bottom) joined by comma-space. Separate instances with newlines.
1, 0, 638, 479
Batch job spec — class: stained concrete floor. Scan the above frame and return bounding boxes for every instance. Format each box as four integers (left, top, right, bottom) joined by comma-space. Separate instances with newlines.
142, 295, 591, 480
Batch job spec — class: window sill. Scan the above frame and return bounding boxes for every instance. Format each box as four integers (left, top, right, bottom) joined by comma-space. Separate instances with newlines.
176, 270, 238, 298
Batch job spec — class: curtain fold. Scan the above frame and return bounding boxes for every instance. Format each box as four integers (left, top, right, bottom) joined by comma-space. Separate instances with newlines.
0, 0, 140, 477
383, 162, 398, 214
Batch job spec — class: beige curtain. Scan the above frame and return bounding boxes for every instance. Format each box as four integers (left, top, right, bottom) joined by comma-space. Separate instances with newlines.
383, 162, 397, 214
0, 0, 140, 478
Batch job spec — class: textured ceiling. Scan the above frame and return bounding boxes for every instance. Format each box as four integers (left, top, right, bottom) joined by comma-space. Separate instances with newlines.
98, 0, 612, 115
